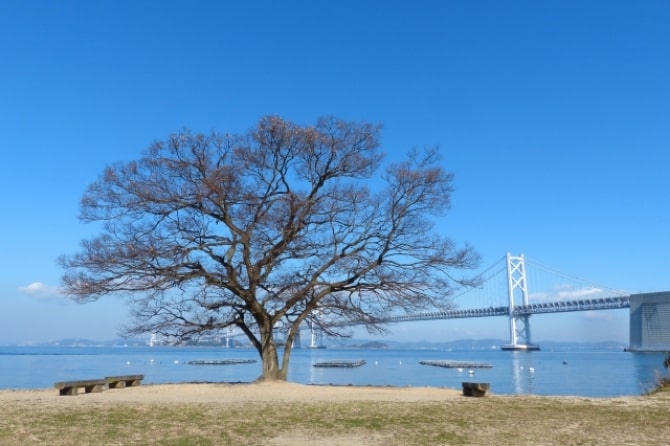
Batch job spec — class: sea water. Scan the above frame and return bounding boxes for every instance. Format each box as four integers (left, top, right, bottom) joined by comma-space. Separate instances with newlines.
0, 346, 665, 397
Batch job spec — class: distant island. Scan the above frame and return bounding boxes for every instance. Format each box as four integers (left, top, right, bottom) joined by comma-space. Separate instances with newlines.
345, 341, 389, 349
7, 337, 628, 352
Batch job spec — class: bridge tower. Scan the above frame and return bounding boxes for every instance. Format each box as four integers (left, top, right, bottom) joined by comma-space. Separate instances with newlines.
225, 326, 235, 348
502, 253, 540, 351
292, 328, 302, 349
308, 320, 325, 349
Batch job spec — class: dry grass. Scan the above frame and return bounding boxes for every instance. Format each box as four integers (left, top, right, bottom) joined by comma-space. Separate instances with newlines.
1, 388, 669, 445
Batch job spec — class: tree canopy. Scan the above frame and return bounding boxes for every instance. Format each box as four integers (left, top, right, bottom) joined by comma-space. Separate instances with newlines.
60, 115, 479, 380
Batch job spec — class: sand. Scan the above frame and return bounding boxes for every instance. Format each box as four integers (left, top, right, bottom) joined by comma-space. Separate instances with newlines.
0, 381, 463, 406
1, 381, 660, 409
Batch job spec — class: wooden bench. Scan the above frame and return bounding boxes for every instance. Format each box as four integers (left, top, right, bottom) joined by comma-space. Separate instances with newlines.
105, 374, 144, 389
54, 379, 107, 396
462, 381, 490, 397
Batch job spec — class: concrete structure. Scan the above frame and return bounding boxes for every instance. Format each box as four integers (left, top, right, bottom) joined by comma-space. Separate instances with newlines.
628, 292, 670, 352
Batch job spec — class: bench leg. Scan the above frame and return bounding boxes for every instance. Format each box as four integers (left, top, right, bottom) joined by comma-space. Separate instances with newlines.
109, 379, 141, 388
84, 384, 105, 393
59, 387, 76, 396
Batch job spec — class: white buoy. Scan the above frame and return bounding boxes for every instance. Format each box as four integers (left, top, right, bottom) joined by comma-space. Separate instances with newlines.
529, 367, 535, 373
126, 361, 130, 366
174, 360, 179, 364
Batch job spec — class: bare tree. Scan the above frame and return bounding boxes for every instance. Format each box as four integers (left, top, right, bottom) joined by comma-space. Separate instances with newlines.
59, 116, 479, 381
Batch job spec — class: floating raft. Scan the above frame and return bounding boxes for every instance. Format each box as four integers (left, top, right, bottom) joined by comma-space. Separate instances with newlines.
313, 360, 366, 368
419, 360, 492, 369
187, 359, 258, 366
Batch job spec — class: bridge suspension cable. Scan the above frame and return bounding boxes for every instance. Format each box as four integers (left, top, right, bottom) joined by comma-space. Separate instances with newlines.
524, 256, 631, 300
450, 255, 508, 309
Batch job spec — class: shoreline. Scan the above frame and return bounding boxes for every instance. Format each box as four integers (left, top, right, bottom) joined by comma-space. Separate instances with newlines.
0, 381, 664, 408
0, 381, 462, 405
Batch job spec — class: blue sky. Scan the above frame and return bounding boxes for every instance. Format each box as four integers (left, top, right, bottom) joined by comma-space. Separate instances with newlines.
1, 1, 668, 345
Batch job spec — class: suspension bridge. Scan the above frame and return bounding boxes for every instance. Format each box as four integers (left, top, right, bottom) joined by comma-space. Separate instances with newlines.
381, 253, 635, 351
152, 253, 670, 351
311, 252, 669, 351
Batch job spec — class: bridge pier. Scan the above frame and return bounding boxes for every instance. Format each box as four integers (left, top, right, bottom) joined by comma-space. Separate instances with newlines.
502, 253, 540, 351
627, 292, 670, 352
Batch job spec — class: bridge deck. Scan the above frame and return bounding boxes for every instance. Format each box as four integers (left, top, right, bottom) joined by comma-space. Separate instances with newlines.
384, 296, 630, 323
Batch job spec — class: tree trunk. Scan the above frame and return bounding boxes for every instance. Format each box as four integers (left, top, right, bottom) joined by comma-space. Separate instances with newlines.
257, 329, 288, 381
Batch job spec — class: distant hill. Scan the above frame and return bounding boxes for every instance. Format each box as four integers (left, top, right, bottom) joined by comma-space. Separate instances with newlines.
8, 337, 627, 352
346, 341, 389, 349
30, 337, 149, 348
326, 338, 628, 352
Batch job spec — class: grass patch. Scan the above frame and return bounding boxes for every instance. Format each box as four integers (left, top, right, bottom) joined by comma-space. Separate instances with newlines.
644, 372, 670, 396
1, 394, 669, 445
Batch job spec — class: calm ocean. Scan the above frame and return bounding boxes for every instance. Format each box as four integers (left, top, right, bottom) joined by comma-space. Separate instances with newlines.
0, 346, 666, 397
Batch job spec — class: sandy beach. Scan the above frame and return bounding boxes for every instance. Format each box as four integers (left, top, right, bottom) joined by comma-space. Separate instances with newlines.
0, 381, 463, 406
0, 380, 663, 407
